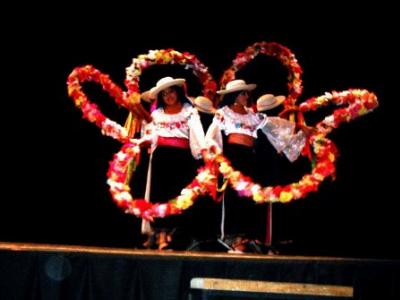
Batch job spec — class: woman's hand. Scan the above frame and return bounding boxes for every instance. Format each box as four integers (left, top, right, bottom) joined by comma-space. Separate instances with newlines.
133, 137, 152, 148
139, 139, 152, 148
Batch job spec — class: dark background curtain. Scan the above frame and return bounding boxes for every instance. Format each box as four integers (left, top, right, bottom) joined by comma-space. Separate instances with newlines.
1, 3, 397, 259
1, 249, 399, 300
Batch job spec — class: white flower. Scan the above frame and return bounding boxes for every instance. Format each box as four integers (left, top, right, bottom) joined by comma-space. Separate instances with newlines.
157, 204, 168, 217
147, 50, 158, 60
235, 180, 248, 191
323, 116, 335, 127
116, 151, 128, 161
324, 92, 333, 99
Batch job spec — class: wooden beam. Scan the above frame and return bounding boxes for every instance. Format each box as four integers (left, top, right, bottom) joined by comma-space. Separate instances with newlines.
191, 277, 353, 297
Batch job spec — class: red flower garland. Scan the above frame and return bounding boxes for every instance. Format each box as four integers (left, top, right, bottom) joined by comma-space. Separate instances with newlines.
67, 65, 130, 143
213, 42, 379, 204
67, 44, 379, 219
107, 142, 217, 219
112, 49, 218, 218
211, 89, 378, 203
220, 41, 303, 107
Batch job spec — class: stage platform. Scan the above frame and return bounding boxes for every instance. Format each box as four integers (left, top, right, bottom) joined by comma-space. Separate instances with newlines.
1, 242, 399, 299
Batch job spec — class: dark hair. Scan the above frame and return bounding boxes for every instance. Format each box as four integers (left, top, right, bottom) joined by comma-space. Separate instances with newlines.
156, 85, 192, 109
259, 105, 283, 116
218, 91, 242, 108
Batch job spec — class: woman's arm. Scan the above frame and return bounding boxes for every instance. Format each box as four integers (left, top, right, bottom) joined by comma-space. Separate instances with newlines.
205, 112, 224, 152
188, 108, 206, 159
260, 116, 305, 162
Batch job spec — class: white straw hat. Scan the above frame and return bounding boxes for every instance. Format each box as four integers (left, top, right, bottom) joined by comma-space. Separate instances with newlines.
256, 94, 285, 111
150, 76, 185, 98
140, 90, 154, 102
193, 96, 216, 114
217, 79, 256, 95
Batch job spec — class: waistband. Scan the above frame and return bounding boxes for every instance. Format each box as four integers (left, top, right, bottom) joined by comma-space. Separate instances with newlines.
227, 133, 254, 147
157, 136, 190, 149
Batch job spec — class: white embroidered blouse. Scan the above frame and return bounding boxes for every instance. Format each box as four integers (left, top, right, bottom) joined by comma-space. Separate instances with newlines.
141, 103, 205, 159
205, 106, 306, 162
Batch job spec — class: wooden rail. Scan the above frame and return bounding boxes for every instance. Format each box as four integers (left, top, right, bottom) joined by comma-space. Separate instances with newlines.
190, 277, 353, 298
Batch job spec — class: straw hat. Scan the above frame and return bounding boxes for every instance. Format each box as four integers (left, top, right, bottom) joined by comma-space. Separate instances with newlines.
256, 94, 285, 111
150, 76, 185, 98
217, 79, 256, 95
193, 96, 216, 114
140, 90, 154, 102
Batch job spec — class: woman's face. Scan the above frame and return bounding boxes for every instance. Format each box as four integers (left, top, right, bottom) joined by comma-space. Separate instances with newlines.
235, 90, 250, 106
161, 87, 179, 106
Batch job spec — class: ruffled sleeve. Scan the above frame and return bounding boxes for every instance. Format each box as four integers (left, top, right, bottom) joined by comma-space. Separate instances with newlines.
205, 110, 224, 152
261, 116, 305, 162
283, 129, 306, 162
187, 107, 206, 159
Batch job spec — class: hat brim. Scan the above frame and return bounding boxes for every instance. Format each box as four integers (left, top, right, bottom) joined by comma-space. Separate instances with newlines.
150, 78, 185, 98
217, 83, 257, 95
194, 96, 216, 114
141, 90, 154, 102
196, 106, 216, 114
257, 95, 286, 111
187, 96, 195, 104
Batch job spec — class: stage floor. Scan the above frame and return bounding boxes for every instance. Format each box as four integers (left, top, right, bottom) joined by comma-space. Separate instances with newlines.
1, 242, 399, 299
0, 241, 358, 261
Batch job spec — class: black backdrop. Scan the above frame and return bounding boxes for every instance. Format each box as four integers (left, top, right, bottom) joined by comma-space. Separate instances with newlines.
2, 4, 397, 259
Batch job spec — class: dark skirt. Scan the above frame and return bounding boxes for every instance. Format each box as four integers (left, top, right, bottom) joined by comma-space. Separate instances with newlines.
221, 143, 266, 240
150, 145, 198, 231
254, 131, 311, 245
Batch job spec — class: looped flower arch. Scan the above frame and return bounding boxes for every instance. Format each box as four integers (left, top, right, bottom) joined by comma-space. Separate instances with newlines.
220, 41, 303, 107
125, 49, 217, 100
107, 142, 217, 220
299, 89, 379, 134
206, 89, 378, 204
114, 49, 220, 218
67, 65, 131, 143
67, 43, 379, 220
207, 42, 379, 204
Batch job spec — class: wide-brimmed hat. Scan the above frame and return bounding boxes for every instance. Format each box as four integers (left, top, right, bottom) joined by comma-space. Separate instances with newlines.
150, 76, 186, 98
140, 90, 155, 102
217, 79, 257, 95
193, 96, 216, 114
256, 94, 286, 111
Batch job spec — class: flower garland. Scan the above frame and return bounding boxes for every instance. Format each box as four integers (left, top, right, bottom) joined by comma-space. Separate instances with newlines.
299, 89, 379, 134
68, 45, 380, 219
211, 42, 379, 204
106, 49, 218, 218
67, 49, 218, 218
107, 142, 217, 219
220, 41, 303, 106
204, 135, 337, 204
125, 49, 217, 100
67, 65, 130, 143
207, 89, 378, 203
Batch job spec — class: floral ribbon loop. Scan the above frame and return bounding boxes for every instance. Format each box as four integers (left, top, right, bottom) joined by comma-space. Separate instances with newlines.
101, 49, 218, 219
202, 42, 378, 206
67, 43, 379, 220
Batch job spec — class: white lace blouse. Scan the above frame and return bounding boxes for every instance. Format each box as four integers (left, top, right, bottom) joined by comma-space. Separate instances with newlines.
205, 106, 305, 162
142, 103, 205, 159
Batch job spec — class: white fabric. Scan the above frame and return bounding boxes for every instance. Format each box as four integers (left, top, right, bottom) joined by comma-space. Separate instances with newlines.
141, 151, 153, 234
283, 130, 306, 162
261, 117, 306, 162
261, 117, 295, 153
141, 103, 205, 159
205, 107, 305, 162
205, 106, 267, 151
